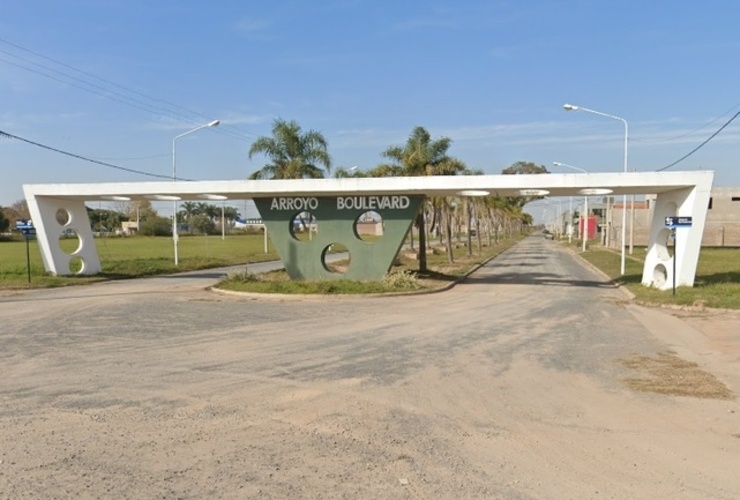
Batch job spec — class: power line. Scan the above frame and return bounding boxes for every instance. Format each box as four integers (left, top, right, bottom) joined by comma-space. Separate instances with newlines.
632, 102, 740, 144
655, 111, 740, 172
0, 129, 193, 181
0, 36, 255, 142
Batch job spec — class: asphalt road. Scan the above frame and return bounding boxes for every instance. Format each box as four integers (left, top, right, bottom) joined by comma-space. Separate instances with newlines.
1, 235, 738, 499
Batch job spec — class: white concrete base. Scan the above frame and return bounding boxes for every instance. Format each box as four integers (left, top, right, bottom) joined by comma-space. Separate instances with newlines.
641, 177, 713, 290
25, 195, 102, 275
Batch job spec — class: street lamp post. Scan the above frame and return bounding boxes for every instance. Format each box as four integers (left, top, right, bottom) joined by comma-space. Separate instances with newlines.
172, 119, 220, 266
552, 162, 589, 251
563, 104, 629, 275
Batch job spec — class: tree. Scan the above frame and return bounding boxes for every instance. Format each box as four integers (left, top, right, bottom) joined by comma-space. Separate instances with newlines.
0, 207, 9, 233
222, 206, 240, 224
11, 199, 30, 220
501, 161, 549, 176
248, 119, 331, 179
333, 167, 365, 178
502, 161, 550, 209
3, 199, 30, 225
86, 207, 124, 233
190, 214, 215, 234
124, 200, 158, 222
139, 216, 171, 236
179, 201, 199, 224
376, 126, 465, 273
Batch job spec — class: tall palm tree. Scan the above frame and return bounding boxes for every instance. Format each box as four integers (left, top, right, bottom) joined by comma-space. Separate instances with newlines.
376, 126, 464, 273
248, 119, 331, 179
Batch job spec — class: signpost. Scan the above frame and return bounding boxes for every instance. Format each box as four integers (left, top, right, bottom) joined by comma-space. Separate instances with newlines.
16, 220, 36, 284
664, 216, 693, 295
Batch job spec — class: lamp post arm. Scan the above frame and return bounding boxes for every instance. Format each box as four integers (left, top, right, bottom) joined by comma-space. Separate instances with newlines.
172, 120, 220, 180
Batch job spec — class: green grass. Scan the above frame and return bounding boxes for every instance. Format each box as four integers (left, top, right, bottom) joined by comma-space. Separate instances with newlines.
576, 244, 740, 309
222, 268, 420, 295
217, 234, 525, 295
0, 233, 279, 289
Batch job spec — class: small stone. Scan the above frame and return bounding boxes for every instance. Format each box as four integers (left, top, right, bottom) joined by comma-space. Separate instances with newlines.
399, 478, 409, 486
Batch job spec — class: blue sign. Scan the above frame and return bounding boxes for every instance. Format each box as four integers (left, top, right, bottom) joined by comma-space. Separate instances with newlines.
16, 219, 34, 230
665, 216, 692, 228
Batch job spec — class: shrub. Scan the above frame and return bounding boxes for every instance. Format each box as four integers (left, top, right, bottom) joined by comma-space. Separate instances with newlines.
382, 269, 421, 290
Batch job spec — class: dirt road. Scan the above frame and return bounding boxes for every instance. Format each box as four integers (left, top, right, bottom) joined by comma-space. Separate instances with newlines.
1, 236, 738, 499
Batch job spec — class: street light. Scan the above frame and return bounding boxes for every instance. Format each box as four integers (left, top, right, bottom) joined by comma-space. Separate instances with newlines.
563, 104, 629, 275
171, 119, 220, 266
552, 162, 589, 249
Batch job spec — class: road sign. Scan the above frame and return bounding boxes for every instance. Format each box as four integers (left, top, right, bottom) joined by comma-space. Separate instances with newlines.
16, 219, 34, 230
22, 227, 37, 238
664, 216, 693, 228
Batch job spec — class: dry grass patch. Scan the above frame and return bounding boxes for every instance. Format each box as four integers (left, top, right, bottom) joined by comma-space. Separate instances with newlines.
617, 351, 733, 400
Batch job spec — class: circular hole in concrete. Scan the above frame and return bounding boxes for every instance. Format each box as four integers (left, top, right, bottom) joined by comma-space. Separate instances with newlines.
55, 208, 71, 226
58, 229, 82, 255
69, 256, 85, 274
322, 243, 350, 274
653, 264, 667, 288
655, 228, 672, 261
354, 211, 384, 242
290, 212, 317, 242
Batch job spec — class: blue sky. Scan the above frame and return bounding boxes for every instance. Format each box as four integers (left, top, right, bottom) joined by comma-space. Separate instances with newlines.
2, 0, 740, 213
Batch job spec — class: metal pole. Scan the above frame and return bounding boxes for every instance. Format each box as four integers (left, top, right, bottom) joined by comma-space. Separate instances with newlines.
568, 196, 573, 244
672, 228, 677, 296
26, 236, 31, 284
221, 202, 225, 240
562, 105, 628, 273
171, 120, 220, 267
629, 194, 635, 254
582, 197, 588, 251
172, 139, 179, 266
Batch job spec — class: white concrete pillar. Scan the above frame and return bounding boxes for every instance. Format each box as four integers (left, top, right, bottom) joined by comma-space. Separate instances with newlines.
642, 180, 712, 290
24, 193, 102, 276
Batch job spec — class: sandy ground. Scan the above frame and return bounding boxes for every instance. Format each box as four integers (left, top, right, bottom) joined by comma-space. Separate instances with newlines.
1, 237, 739, 499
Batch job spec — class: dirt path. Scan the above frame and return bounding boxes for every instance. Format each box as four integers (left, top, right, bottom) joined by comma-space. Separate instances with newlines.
1, 237, 739, 499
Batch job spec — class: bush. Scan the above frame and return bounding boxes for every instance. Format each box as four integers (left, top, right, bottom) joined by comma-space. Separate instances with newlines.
382, 269, 421, 290
139, 216, 172, 236
227, 269, 260, 283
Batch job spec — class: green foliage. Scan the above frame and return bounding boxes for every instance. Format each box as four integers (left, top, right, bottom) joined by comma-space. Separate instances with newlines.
0, 233, 279, 289
372, 126, 468, 273
501, 161, 550, 209
139, 216, 172, 236
87, 207, 124, 233
501, 161, 549, 175
217, 233, 524, 295
189, 214, 216, 234
0, 207, 9, 233
248, 119, 331, 179
581, 247, 740, 309
376, 126, 463, 177
381, 269, 421, 290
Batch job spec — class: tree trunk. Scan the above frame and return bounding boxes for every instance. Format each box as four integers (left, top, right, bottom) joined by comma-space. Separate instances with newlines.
445, 206, 454, 264
416, 210, 427, 273
466, 201, 473, 257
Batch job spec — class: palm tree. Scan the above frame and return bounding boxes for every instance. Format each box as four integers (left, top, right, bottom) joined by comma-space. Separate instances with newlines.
179, 201, 198, 223
376, 126, 464, 273
248, 119, 331, 179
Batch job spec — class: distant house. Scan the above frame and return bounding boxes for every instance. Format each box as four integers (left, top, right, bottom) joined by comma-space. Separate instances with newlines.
584, 187, 740, 248
120, 221, 139, 236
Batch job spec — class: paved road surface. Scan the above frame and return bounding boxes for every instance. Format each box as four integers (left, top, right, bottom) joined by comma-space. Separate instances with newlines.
1, 236, 738, 499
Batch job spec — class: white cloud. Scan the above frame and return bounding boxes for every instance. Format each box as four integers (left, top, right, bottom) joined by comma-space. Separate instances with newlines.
233, 18, 273, 40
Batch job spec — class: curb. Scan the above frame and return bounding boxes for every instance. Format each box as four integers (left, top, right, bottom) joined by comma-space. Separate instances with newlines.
210, 241, 517, 300
562, 244, 636, 300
